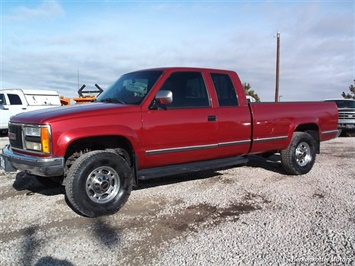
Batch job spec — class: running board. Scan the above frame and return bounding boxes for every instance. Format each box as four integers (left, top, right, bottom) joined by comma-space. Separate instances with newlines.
138, 156, 248, 180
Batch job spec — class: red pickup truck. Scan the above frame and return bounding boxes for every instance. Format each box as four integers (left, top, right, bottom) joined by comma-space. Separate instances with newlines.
1, 67, 338, 217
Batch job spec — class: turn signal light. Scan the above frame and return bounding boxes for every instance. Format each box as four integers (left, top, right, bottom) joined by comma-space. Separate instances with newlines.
41, 127, 51, 153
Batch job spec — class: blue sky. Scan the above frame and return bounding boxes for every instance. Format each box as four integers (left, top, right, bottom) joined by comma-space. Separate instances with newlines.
1, 0, 354, 101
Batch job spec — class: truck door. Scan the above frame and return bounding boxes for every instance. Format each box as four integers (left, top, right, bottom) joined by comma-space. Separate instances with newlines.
209, 73, 252, 157
0, 93, 25, 130
0, 93, 8, 130
142, 71, 218, 168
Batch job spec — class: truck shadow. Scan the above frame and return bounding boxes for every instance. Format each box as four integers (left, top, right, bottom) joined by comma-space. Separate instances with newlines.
12, 155, 285, 195
136, 154, 285, 190
136, 170, 222, 190
12, 172, 65, 196
245, 154, 285, 174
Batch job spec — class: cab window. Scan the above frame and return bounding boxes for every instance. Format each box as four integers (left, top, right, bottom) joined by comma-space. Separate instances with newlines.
159, 72, 210, 109
211, 73, 238, 106
8, 94, 22, 105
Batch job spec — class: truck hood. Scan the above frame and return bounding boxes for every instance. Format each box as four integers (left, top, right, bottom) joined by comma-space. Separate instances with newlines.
10, 103, 139, 124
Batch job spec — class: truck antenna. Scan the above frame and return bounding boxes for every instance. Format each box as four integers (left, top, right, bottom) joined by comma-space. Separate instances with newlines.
275, 32, 280, 102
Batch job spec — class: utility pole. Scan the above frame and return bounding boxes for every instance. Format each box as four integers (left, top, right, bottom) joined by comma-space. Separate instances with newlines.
275, 32, 280, 102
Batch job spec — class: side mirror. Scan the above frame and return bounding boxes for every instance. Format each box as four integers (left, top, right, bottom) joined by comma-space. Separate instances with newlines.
156, 90, 173, 104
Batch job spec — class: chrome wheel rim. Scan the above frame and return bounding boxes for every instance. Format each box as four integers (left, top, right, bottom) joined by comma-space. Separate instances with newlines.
295, 142, 312, 167
85, 166, 120, 204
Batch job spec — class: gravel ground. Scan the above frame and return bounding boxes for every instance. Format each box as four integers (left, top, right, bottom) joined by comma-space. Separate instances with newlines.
0, 136, 354, 266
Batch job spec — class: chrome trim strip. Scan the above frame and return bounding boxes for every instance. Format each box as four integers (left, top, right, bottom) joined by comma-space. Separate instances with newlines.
146, 136, 288, 156
321, 130, 339, 135
146, 139, 251, 156
253, 135, 288, 143
218, 140, 251, 147
146, 143, 218, 155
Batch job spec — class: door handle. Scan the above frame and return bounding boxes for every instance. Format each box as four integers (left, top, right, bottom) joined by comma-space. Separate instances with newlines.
207, 115, 217, 121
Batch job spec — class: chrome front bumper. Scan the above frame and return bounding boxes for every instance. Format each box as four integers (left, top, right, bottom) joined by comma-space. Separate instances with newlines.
1, 145, 64, 177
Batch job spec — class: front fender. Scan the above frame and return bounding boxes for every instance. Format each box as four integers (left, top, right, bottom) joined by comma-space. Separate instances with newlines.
53, 125, 141, 157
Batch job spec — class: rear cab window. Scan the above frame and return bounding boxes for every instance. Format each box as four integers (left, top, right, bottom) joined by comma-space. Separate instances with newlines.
210, 73, 238, 107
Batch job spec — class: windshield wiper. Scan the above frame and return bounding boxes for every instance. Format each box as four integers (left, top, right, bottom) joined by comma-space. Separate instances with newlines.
100, 98, 125, 104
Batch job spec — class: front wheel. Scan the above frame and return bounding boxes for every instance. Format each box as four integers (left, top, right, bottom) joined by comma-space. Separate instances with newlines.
65, 150, 133, 217
281, 132, 317, 175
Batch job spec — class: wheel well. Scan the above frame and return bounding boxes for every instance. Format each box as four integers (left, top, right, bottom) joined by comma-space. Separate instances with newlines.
294, 124, 320, 153
65, 136, 135, 165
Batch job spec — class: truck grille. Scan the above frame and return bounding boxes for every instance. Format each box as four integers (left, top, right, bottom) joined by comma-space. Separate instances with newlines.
339, 112, 355, 120
8, 124, 23, 149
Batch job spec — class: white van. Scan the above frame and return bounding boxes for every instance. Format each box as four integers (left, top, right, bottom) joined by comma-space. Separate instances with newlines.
0, 89, 61, 134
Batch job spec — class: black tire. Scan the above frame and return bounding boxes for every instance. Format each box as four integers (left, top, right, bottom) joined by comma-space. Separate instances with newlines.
280, 132, 317, 175
65, 150, 133, 217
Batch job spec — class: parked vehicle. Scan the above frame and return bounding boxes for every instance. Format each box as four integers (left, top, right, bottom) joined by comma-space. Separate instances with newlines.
1, 67, 338, 217
0, 89, 61, 134
246, 95, 256, 103
324, 99, 355, 136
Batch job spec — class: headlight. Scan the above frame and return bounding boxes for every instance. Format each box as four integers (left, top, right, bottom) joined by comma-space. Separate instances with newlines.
24, 127, 41, 137
25, 141, 42, 151
23, 125, 51, 153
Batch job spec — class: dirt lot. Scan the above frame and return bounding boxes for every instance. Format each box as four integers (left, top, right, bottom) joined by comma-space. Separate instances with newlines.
0, 136, 354, 265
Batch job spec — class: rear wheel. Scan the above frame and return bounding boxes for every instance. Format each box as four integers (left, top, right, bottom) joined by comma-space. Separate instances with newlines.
65, 150, 133, 217
281, 132, 317, 175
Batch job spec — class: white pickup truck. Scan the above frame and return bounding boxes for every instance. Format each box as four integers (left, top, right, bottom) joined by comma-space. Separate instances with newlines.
324, 98, 355, 136
0, 89, 61, 134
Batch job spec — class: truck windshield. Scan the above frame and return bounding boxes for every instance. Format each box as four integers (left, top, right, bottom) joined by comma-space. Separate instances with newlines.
325, 100, 355, 108
97, 70, 163, 105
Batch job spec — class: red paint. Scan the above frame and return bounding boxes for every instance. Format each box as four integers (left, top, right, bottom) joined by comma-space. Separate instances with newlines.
11, 67, 338, 169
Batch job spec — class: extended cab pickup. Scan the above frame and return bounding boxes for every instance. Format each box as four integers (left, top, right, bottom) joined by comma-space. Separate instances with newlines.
1, 67, 338, 217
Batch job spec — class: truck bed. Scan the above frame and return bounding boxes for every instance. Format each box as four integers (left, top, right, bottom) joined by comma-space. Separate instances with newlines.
249, 101, 338, 154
